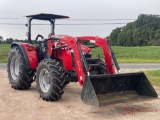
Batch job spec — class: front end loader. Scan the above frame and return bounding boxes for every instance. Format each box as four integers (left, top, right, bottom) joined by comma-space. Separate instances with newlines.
7, 13, 158, 107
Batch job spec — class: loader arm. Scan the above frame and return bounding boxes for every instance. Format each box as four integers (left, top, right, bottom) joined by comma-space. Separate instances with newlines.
56, 35, 116, 86
53, 35, 86, 86
77, 36, 115, 74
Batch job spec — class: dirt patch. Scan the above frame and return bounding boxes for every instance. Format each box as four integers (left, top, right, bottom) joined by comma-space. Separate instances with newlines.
0, 69, 160, 120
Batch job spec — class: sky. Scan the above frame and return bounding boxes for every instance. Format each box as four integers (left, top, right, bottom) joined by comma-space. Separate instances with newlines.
0, 0, 160, 40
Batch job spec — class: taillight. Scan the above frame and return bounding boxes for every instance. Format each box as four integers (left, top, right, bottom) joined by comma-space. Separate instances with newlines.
28, 45, 34, 51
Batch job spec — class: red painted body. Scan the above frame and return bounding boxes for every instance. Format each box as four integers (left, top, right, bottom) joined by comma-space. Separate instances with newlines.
19, 35, 115, 86
81, 45, 91, 54
47, 35, 115, 86
21, 43, 38, 69
77, 36, 115, 74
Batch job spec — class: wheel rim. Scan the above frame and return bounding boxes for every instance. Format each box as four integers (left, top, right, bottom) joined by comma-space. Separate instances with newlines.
39, 69, 51, 93
10, 56, 20, 80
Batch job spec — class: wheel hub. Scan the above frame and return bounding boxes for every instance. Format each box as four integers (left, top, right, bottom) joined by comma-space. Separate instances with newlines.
39, 69, 51, 93
10, 56, 20, 80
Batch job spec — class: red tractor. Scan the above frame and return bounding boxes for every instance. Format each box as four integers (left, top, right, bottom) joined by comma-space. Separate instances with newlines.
7, 13, 157, 106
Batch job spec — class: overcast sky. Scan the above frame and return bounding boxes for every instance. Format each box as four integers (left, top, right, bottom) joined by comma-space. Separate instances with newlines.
0, 0, 160, 40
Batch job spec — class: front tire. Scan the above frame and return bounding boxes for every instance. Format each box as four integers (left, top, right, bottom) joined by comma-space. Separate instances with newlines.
90, 60, 108, 75
36, 59, 66, 101
7, 46, 34, 90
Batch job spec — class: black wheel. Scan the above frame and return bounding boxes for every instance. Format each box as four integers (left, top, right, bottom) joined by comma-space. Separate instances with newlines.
36, 59, 66, 101
7, 46, 34, 90
97, 60, 108, 74
90, 60, 107, 75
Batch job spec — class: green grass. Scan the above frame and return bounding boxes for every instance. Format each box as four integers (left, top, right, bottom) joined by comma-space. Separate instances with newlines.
145, 69, 160, 87
0, 44, 10, 63
1, 44, 160, 63
92, 46, 160, 63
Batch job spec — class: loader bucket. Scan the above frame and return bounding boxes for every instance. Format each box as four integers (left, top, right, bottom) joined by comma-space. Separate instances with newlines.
81, 72, 158, 107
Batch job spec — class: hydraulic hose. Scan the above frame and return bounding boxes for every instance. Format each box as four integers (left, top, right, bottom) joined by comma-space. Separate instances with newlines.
107, 40, 120, 73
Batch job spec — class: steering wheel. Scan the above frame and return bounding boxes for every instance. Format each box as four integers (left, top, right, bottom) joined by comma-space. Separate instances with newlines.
35, 34, 44, 42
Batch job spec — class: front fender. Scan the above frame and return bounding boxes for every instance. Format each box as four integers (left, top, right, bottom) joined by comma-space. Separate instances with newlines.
11, 42, 38, 69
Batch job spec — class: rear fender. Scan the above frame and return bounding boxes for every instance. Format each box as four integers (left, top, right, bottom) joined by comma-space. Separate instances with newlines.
11, 42, 38, 69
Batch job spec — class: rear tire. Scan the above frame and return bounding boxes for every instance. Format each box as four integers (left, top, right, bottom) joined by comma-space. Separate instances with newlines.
36, 59, 66, 101
7, 46, 34, 90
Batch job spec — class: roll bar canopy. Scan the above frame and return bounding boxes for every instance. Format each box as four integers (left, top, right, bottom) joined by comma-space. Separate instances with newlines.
26, 13, 69, 43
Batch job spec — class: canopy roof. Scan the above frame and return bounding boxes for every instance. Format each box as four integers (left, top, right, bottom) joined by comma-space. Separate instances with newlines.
26, 13, 69, 20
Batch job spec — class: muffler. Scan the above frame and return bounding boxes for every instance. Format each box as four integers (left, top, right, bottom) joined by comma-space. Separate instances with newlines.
81, 72, 158, 107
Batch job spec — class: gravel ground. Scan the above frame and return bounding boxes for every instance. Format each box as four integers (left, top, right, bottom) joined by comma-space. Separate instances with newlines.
0, 69, 160, 120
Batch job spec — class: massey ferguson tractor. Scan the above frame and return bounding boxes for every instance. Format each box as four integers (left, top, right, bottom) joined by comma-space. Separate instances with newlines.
7, 13, 158, 106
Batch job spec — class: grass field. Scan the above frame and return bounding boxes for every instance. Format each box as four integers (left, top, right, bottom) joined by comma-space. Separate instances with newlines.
145, 69, 160, 87
92, 46, 160, 63
0, 44, 10, 63
1, 44, 160, 63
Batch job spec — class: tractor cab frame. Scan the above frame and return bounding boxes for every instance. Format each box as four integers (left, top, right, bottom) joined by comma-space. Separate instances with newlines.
26, 13, 69, 43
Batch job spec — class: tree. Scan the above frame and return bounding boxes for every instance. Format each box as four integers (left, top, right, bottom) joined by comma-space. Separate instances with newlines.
154, 29, 160, 39
117, 32, 126, 46
0, 36, 3, 44
109, 14, 160, 46
109, 27, 121, 45
6, 38, 13, 44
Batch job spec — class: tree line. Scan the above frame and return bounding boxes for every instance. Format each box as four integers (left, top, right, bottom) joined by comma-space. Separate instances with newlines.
0, 38, 36, 44
109, 14, 160, 46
